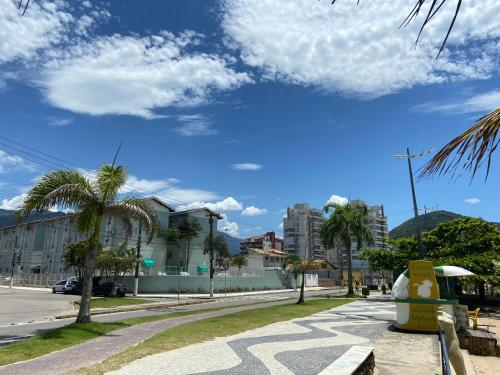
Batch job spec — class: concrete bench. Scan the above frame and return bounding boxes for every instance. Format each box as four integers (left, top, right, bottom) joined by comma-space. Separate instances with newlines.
458, 328, 498, 356
319, 346, 375, 375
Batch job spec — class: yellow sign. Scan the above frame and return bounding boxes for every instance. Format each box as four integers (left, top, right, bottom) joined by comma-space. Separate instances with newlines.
397, 260, 441, 332
409, 261, 439, 300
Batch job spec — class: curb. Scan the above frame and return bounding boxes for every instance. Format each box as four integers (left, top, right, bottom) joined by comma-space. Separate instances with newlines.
55, 299, 212, 319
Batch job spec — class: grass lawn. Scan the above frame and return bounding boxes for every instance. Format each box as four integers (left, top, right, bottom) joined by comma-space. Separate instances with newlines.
74, 297, 153, 309
72, 298, 351, 375
0, 300, 283, 366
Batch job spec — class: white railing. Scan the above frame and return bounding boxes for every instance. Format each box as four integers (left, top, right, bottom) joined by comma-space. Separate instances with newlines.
0, 273, 74, 288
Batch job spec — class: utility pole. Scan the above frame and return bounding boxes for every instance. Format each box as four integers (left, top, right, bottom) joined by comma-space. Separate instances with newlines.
133, 223, 142, 296
407, 147, 424, 259
207, 211, 223, 297
208, 213, 215, 297
9, 236, 18, 288
395, 148, 432, 259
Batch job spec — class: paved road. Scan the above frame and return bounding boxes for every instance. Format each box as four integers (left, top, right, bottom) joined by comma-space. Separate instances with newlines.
109, 298, 396, 375
0, 288, 341, 346
0, 287, 77, 327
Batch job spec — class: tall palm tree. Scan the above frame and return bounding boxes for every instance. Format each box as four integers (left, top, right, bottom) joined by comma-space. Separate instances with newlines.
19, 165, 159, 323
421, 109, 500, 181
282, 254, 307, 303
320, 201, 373, 295
177, 218, 201, 271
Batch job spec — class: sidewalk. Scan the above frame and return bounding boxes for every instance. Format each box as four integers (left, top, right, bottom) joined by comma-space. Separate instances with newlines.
107, 298, 396, 375
137, 286, 337, 299
0, 299, 293, 375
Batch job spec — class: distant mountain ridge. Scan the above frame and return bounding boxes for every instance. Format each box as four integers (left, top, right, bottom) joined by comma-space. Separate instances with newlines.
389, 210, 500, 239
218, 231, 242, 255
0, 209, 67, 228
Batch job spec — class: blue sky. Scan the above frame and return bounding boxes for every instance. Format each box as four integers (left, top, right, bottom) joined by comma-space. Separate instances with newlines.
0, 0, 499, 238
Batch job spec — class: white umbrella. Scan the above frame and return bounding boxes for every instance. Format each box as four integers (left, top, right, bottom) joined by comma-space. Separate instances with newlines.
434, 266, 474, 277
391, 270, 409, 299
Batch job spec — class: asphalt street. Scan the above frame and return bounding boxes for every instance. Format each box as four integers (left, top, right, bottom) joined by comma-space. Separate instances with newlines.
0, 287, 342, 346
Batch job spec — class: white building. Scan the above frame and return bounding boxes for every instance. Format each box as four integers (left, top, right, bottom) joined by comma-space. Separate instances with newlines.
283, 203, 329, 261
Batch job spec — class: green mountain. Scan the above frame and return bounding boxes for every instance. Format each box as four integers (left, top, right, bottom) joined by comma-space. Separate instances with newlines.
390, 210, 500, 238
389, 210, 465, 239
218, 231, 242, 255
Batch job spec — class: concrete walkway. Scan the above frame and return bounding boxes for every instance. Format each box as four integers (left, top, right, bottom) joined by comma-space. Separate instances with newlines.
0, 299, 294, 375
108, 299, 396, 375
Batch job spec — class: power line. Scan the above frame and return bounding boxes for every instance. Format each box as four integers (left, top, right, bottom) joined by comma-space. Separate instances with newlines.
0, 136, 266, 231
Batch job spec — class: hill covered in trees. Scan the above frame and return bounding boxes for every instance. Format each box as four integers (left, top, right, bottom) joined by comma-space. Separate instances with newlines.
390, 210, 464, 238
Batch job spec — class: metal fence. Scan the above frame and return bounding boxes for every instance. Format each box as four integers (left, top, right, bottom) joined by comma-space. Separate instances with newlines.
0, 273, 74, 288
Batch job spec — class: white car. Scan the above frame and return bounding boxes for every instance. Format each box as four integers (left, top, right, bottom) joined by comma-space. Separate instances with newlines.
52, 280, 67, 293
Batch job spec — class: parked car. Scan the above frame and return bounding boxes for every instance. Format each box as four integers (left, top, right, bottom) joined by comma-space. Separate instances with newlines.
63, 280, 82, 294
52, 280, 67, 293
93, 281, 126, 297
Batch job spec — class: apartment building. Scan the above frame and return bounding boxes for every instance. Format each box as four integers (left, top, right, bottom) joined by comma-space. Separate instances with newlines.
240, 231, 283, 255
283, 203, 328, 260
0, 197, 221, 277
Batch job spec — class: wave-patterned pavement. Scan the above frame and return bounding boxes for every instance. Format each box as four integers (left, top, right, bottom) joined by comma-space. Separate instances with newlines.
109, 299, 396, 375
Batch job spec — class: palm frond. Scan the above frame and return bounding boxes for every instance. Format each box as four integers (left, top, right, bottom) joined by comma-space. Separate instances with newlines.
19, 170, 96, 217
420, 109, 500, 181
95, 164, 127, 202
105, 198, 159, 243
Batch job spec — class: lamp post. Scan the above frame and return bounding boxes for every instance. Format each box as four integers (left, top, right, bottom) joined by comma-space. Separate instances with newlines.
394, 148, 432, 259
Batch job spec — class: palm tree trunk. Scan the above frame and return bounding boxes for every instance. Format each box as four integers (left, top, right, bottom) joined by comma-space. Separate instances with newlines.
346, 241, 354, 295
76, 216, 102, 324
297, 268, 305, 304
185, 239, 190, 272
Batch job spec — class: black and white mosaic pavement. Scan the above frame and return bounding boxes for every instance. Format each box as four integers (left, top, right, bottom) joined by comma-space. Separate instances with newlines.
109, 299, 396, 375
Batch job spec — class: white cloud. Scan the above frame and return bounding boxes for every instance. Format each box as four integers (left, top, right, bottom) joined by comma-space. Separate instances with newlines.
0, 0, 72, 64
48, 117, 73, 127
174, 114, 218, 136
465, 197, 481, 205
326, 194, 348, 206
0, 150, 36, 173
278, 222, 284, 230
218, 214, 240, 237
41, 31, 252, 118
119, 175, 218, 205
231, 163, 262, 171
221, 0, 500, 98
412, 90, 500, 114
242, 206, 268, 216
177, 197, 243, 212
0, 192, 26, 210
0, 1, 109, 66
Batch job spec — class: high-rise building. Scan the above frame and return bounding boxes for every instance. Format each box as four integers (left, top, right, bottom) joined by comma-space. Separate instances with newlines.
283, 203, 328, 260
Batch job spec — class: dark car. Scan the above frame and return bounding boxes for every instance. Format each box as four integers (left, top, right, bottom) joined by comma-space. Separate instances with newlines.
93, 281, 126, 297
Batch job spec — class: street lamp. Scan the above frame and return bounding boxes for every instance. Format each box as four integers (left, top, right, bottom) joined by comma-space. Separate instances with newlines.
394, 148, 432, 259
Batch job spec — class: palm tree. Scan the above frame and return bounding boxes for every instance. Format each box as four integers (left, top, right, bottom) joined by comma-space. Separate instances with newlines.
421, 109, 500, 181
177, 218, 202, 271
19, 165, 159, 323
232, 254, 248, 272
63, 241, 89, 281
282, 254, 307, 303
159, 226, 181, 272
320, 201, 373, 295
205, 234, 229, 259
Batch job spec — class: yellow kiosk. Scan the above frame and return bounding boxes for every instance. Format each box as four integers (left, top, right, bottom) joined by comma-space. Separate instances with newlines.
392, 260, 458, 332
